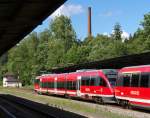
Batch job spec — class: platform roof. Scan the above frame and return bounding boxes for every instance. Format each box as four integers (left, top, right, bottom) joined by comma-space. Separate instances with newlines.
50, 52, 150, 73
0, 0, 66, 56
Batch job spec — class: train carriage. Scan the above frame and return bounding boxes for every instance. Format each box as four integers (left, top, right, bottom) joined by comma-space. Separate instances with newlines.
34, 69, 117, 104
115, 65, 150, 109
77, 69, 117, 103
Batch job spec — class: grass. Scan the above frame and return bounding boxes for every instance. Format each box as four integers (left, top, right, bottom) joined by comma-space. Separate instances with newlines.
0, 87, 132, 118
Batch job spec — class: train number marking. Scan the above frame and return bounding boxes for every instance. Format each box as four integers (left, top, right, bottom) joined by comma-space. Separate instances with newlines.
130, 91, 139, 95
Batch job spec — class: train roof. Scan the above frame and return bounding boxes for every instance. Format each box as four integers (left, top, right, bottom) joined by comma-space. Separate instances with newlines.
119, 65, 150, 73
76, 69, 97, 72
101, 69, 118, 74
36, 69, 118, 79
76, 69, 117, 74
123, 65, 150, 69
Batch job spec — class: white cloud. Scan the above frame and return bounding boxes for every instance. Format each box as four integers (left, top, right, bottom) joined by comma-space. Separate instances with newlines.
121, 31, 129, 39
51, 4, 84, 19
103, 30, 129, 40
100, 11, 122, 17
103, 32, 111, 37
103, 11, 113, 17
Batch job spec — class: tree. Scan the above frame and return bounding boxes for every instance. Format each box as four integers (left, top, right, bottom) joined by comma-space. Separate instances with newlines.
112, 23, 122, 40
141, 12, 150, 36
50, 15, 77, 52
88, 34, 113, 61
36, 30, 50, 71
46, 15, 77, 68
46, 39, 65, 69
127, 12, 150, 54
65, 44, 90, 65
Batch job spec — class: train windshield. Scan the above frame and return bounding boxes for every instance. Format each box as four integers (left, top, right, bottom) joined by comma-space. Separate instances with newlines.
34, 78, 40, 84
106, 74, 117, 87
102, 69, 118, 87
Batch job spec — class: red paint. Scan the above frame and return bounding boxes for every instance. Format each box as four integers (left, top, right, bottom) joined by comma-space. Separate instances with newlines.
34, 69, 117, 102
115, 65, 150, 108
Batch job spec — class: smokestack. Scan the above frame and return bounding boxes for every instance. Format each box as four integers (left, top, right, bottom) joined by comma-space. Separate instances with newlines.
88, 7, 92, 38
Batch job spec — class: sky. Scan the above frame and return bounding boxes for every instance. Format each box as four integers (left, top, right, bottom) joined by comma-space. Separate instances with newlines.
34, 0, 150, 40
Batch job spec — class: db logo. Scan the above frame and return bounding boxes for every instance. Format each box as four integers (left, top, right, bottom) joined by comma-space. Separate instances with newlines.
100, 88, 103, 92
85, 88, 90, 91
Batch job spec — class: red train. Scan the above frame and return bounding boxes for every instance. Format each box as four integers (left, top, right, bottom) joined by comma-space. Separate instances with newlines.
34, 65, 150, 110
115, 65, 150, 109
34, 69, 117, 103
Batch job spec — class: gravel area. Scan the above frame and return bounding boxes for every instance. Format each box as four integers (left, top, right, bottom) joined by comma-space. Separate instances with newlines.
0, 87, 149, 118
74, 101, 150, 118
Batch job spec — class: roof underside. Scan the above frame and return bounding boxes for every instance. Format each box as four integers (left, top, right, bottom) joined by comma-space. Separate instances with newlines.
0, 0, 66, 56
50, 52, 150, 73
1, 0, 149, 73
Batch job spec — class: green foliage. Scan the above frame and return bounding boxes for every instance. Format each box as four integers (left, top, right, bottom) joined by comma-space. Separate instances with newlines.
50, 15, 76, 52
141, 12, 150, 36
46, 39, 65, 68
112, 22, 122, 40
0, 12, 150, 86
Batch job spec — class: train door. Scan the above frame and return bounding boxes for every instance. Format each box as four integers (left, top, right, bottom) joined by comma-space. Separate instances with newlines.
98, 77, 107, 95
76, 76, 81, 97
65, 74, 67, 95
54, 77, 57, 94
46, 77, 48, 93
39, 78, 42, 93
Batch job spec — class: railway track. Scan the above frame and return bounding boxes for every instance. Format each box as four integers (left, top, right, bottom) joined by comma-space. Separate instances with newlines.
70, 97, 150, 118
0, 94, 87, 118
0, 89, 149, 118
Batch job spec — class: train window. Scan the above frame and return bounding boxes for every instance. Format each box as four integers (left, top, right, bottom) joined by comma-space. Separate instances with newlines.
108, 77, 116, 87
51, 82, 54, 88
41, 83, 43, 87
81, 79, 86, 86
62, 82, 65, 89
131, 73, 140, 87
67, 81, 76, 90
98, 77, 107, 87
107, 74, 117, 87
57, 82, 60, 89
70, 81, 73, 90
48, 82, 50, 88
45, 82, 48, 88
140, 73, 149, 88
67, 81, 70, 89
34, 79, 39, 84
90, 77, 96, 86
72, 81, 76, 90
116, 74, 123, 86
39, 81, 42, 87
42, 82, 47, 88
81, 77, 90, 86
69, 81, 71, 89
86, 78, 90, 86
48, 82, 54, 88
50, 82, 54, 88
123, 74, 131, 87
42, 83, 44, 88
51, 83, 53, 88
57, 82, 59, 88
45, 83, 47, 88
59, 82, 64, 89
